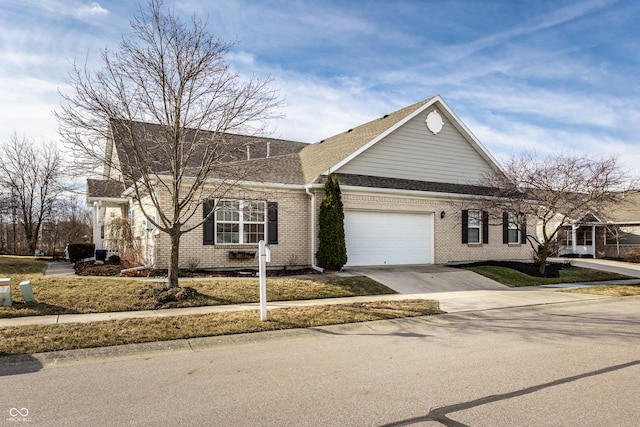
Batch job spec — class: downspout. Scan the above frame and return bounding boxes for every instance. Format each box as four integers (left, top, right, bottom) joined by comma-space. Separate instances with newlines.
305, 186, 324, 273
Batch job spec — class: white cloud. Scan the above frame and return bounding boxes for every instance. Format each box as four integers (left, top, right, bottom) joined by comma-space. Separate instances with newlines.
72, 2, 109, 19
438, 0, 616, 63
264, 71, 403, 143
467, 114, 640, 178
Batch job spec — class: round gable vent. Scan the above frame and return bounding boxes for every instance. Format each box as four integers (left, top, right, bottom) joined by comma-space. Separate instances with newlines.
425, 110, 444, 135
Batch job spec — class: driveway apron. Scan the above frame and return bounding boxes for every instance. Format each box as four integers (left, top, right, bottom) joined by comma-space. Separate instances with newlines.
343, 264, 508, 294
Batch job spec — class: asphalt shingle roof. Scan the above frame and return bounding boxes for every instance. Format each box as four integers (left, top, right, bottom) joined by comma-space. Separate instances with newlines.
108, 119, 307, 183
98, 97, 504, 197
298, 98, 433, 183
596, 191, 640, 223
318, 174, 497, 196
87, 178, 125, 199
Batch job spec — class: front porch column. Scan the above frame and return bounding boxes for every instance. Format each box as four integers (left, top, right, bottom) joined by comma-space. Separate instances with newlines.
571, 225, 577, 254
93, 201, 103, 249
591, 225, 596, 257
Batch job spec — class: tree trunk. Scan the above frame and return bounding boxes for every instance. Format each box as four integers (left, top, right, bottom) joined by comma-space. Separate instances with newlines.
167, 227, 181, 289
27, 239, 38, 257
538, 243, 549, 275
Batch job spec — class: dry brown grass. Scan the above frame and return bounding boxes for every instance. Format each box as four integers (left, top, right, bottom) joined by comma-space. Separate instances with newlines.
561, 285, 640, 297
0, 256, 48, 275
0, 299, 442, 355
0, 275, 394, 318
0, 256, 394, 317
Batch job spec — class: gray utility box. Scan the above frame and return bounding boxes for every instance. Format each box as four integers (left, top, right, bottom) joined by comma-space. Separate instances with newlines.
0, 278, 11, 307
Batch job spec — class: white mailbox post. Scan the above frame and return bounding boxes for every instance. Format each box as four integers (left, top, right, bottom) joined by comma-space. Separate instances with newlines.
20, 281, 35, 303
258, 240, 271, 321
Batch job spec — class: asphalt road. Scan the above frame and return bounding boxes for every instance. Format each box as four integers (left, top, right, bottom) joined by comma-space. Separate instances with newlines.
1, 297, 639, 426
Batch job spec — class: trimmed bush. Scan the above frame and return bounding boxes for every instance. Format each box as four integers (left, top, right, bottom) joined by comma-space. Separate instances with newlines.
316, 173, 347, 270
68, 242, 95, 262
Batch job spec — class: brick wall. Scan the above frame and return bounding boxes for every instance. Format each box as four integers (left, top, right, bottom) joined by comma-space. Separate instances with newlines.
341, 192, 533, 264
153, 187, 310, 270
151, 186, 533, 270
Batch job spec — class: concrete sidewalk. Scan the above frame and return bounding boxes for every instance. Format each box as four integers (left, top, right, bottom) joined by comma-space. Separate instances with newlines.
549, 257, 640, 278
2, 259, 637, 328
0, 285, 615, 328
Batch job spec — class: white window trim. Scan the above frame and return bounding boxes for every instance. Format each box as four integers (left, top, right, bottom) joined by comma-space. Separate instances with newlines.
215, 200, 267, 245
507, 212, 520, 244
564, 228, 573, 247
468, 209, 481, 244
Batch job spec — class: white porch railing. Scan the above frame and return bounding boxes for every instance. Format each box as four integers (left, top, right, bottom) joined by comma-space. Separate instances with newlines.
558, 245, 595, 257
100, 239, 120, 257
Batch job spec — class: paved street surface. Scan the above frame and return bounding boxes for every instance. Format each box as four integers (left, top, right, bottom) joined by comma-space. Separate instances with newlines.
1, 297, 639, 426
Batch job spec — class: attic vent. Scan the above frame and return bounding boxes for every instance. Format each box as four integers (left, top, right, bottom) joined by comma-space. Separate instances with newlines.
319, 139, 325, 143
346, 129, 353, 133
382, 114, 389, 119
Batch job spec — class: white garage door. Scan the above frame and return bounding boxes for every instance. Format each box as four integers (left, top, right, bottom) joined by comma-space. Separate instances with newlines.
344, 211, 434, 266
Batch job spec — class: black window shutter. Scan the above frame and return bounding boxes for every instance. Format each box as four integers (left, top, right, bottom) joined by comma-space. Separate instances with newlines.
267, 202, 278, 244
461, 210, 469, 244
502, 212, 509, 244
521, 218, 527, 244
203, 200, 215, 245
482, 211, 489, 244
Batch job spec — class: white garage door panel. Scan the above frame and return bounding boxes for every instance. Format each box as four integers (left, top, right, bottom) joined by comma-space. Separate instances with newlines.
344, 211, 433, 266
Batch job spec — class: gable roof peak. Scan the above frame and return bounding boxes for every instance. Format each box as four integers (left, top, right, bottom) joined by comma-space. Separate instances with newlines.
299, 96, 437, 182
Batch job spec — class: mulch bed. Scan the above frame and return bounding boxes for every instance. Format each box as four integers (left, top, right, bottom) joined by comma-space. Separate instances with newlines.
453, 260, 567, 278
74, 261, 318, 278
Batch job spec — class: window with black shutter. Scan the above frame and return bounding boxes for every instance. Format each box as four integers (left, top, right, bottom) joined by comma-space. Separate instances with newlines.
503, 212, 525, 244
267, 202, 278, 244
203, 199, 215, 245
463, 209, 488, 244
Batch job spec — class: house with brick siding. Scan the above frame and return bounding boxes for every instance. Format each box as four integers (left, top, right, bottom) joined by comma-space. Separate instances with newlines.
87, 95, 533, 270
554, 191, 640, 259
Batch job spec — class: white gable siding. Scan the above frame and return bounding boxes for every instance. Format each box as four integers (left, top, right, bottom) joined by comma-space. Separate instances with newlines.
336, 107, 494, 185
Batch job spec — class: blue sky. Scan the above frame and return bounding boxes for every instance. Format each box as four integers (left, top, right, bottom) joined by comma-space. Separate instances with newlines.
2, 0, 640, 174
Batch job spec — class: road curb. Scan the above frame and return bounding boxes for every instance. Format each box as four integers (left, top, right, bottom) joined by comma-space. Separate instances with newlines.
3, 295, 638, 370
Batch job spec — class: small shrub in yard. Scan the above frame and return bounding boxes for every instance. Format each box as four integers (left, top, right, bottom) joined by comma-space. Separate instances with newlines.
67, 243, 95, 262
456, 260, 566, 278
108, 254, 121, 263
626, 248, 640, 263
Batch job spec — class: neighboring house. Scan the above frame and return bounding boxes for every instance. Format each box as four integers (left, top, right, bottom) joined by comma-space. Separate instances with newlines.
86, 95, 533, 270
86, 178, 127, 257
556, 191, 640, 259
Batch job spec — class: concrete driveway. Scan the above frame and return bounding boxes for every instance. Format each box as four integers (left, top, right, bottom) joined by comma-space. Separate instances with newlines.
343, 264, 508, 294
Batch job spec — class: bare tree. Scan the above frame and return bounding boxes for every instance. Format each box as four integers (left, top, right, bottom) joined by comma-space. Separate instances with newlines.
604, 223, 625, 259
41, 194, 92, 257
56, 0, 281, 288
481, 152, 632, 274
0, 134, 65, 255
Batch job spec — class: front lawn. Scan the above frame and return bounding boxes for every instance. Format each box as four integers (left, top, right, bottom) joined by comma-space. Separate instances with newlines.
0, 299, 444, 355
461, 263, 631, 287
0, 255, 48, 275
0, 254, 396, 318
0, 256, 445, 356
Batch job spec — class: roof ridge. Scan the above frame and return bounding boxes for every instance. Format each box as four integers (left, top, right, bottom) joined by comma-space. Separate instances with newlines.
108, 118, 305, 144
